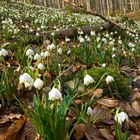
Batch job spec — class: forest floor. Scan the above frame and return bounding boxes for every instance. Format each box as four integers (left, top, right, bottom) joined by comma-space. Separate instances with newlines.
0, 2, 140, 140
127, 10, 140, 22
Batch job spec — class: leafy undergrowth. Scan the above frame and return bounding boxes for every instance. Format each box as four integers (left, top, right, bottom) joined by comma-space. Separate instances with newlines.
0, 1, 140, 140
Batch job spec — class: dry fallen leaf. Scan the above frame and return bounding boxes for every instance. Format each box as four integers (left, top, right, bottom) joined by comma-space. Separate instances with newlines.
0, 115, 26, 140
0, 113, 21, 124
97, 97, 118, 108
99, 128, 114, 140
93, 89, 103, 98
132, 101, 140, 114
125, 103, 140, 117
16, 119, 35, 140
74, 123, 86, 140
92, 105, 113, 123
128, 135, 140, 140
85, 125, 102, 140
129, 120, 139, 134
131, 91, 140, 101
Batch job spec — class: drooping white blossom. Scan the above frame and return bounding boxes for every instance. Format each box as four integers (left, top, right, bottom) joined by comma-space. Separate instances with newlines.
26, 49, 34, 57
84, 74, 95, 86
114, 112, 129, 124
106, 75, 114, 84
0, 49, 8, 57
34, 78, 44, 90
48, 87, 62, 101
86, 107, 93, 116
38, 63, 45, 70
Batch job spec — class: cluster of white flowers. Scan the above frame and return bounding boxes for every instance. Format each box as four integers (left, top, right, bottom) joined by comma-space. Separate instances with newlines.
19, 73, 44, 90
19, 73, 34, 89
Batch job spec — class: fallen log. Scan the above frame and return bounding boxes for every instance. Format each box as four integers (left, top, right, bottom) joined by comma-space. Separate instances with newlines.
39, 22, 113, 40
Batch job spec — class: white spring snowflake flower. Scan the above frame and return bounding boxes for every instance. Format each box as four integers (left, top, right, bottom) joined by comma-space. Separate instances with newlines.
36, 32, 40, 37
106, 75, 114, 84
67, 49, 71, 55
58, 48, 62, 55
44, 51, 50, 57
84, 74, 95, 86
65, 37, 71, 42
34, 78, 44, 90
19, 73, 34, 89
0, 49, 8, 57
102, 38, 107, 44
40, 51, 50, 59
78, 36, 85, 43
48, 87, 62, 101
26, 49, 34, 57
86, 107, 93, 116
49, 44, 56, 50
34, 53, 41, 60
112, 54, 116, 58
114, 112, 129, 125
101, 63, 106, 67
38, 63, 44, 70
90, 31, 96, 36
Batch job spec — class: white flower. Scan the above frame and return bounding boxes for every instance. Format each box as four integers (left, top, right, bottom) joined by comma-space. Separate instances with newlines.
106, 75, 114, 84
19, 73, 34, 89
29, 28, 33, 32
58, 48, 62, 55
34, 78, 44, 90
40, 51, 50, 58
26, 49, 34, 56
48, 87, 62, 101
102, 38, 107, 44
84, 74, 95, 86
118, 40, 122, 44
79, 36, 85, 43
112, 54, 116, 58
109, 41, 114, 46
101, 63, 106, 67
114, 112, 129, 124
34, 53, 41, 60
38, 63, 44, 70
128, 42, 135, 48
97, 37, 100, 42
44, 51, 50, 57
0, 49, 8, 57
97, 44, 101, 49
36, 32, 40, 36
90, 31, 95, 36
112, 47, 116, 52
67, 49, 71, 55
49, 44, 56, 50
86, 107, 93, 116
65, 37, 70, 42
131, 48, 135, 52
